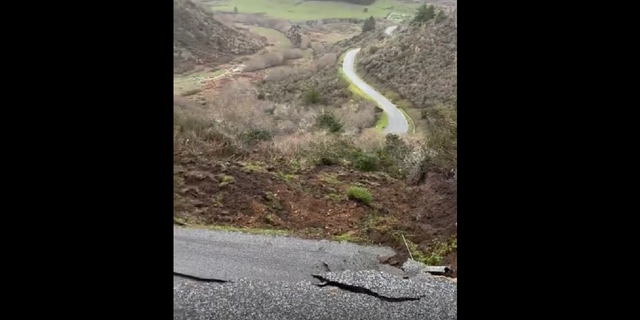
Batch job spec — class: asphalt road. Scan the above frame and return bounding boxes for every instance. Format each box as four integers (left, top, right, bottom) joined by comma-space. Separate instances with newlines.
342, 26, 408, 135
174, 227, 457, 319
174, 226, 401, 283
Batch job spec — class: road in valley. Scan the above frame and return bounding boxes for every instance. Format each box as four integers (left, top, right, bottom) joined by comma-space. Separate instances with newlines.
342, 26, 409, 134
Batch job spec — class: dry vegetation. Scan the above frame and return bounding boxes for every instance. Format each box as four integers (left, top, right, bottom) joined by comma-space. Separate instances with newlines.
173, 3, 457, 273
358, 11, 457, 108
243, 49, 304, 72
173, 0, 266, 74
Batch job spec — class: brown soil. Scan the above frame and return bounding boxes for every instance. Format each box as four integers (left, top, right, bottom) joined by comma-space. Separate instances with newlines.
174, 155, 457, 276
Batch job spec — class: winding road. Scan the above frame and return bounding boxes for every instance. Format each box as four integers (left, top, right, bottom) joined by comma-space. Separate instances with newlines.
173, 25, 458, 319
342, 25, 409, 135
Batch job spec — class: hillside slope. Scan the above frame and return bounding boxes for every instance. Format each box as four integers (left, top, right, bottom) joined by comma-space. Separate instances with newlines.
358, 14, 457, 108
173, 0, 266, 74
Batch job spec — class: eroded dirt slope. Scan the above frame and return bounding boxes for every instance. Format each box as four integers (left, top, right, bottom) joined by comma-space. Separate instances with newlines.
174, 157, 457, 275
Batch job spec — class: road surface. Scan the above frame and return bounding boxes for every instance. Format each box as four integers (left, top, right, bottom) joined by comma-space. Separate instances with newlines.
173, 227, 458, 319
342, 26, 409, 135
174, 226, 400, 283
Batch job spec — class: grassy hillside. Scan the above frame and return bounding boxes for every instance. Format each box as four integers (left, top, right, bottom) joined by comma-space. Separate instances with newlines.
209, 0, 419, 21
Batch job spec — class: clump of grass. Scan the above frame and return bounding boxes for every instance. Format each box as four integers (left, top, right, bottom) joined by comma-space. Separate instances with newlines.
217, 174, 235, 187
319, 173, 341, 185
333, 233, 359, 242
346, 185, 372, 204
263, 214, 276, 225
315, 111, 343, 133
325, 193, 343, 202
212, 194, 224, 207
304, 87, 323, 105
401, 236, 457, 266
242, 162, 267, 173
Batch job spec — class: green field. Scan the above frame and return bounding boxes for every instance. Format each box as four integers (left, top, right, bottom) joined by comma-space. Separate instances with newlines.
210, 0, 419, 21
245, 25, 291, 47
174, 68, 226, 95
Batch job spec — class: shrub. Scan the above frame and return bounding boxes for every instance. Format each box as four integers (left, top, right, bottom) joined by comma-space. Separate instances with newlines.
351, 151, 379, 172
363, 8, 368, 13
413, 4, 435, 24
315, 111, 343, 133
362, 16, 376, 32
368, 46, 379, 54
347, 186, 372, 204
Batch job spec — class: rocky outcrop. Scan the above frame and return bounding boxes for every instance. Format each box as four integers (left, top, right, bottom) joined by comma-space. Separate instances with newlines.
173, 0, 266, 74
358, 13, 457, 108
285, 24, 302, 48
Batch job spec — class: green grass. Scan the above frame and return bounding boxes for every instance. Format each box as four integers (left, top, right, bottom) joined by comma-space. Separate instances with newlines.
332, 232, 362, 242
211, 0, 419, 21
319, 173, 341, 185
346, 185, 373, 204
375, 111, 388, 131
246, 26, 291, 47
174, 68, 225, 95
397, 108, 415, 134
174, 218, 290, 236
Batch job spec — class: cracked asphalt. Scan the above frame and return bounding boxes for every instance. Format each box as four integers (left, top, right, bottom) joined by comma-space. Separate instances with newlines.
174, 227, 457, 319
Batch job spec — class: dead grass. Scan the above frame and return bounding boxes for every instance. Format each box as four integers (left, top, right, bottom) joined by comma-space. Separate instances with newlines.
243, 49, 304, 72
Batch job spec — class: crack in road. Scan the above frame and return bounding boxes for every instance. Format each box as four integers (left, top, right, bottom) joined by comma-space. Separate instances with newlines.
173, 271, 229, 283
313, 274, 423, 302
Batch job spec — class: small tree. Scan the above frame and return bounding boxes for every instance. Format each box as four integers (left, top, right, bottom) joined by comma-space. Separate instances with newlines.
412, 4, 435, 24
234, 6, 238, 14
363, 8, 368, 13
362, 16, 376, 32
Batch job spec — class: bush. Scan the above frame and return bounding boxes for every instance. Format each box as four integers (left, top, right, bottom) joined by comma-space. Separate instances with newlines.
243, 128, 272, 145
362, 16, 376, 32
351, 151, 379, 172
347, 186, 372, 204
315, 111, 343, 133
413, 4, 435, 24
363, 8, 368, 13
368, 46, 378, 54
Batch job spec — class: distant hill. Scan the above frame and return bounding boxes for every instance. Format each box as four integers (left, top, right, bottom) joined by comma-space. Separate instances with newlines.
173, 0, 266, 74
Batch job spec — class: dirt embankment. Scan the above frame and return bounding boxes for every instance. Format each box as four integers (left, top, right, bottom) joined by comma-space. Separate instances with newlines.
174, 157, 457, 276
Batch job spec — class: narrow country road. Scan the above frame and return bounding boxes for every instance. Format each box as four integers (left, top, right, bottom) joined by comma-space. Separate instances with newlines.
342, 26, 408, 134
173, 226, 401, 283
